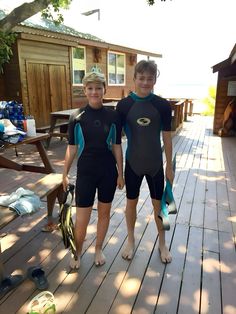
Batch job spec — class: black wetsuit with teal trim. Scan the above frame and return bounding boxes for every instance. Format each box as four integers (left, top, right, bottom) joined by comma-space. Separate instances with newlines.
68, 104, 121, 207
116, 92, 171, 200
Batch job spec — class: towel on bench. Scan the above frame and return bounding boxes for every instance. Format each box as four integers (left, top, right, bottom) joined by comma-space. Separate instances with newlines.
0, 187, 41, 215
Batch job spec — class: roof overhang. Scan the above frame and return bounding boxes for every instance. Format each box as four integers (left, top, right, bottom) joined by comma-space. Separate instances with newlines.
212, 43, 236, 73
16, 25, 162, 59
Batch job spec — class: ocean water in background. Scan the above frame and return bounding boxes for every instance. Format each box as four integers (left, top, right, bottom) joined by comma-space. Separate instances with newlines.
155, 83, 213, 114
156, 83, 210, 100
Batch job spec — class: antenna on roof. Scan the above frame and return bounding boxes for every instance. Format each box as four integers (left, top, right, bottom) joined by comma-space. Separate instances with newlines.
81, 9, 100, 21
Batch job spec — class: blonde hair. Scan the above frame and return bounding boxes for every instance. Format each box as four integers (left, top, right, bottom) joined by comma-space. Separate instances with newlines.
82, 72, 106, 87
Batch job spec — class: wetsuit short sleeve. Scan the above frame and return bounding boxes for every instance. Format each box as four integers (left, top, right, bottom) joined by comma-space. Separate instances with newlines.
112, 111, 122, 145
68, 108, 83, 145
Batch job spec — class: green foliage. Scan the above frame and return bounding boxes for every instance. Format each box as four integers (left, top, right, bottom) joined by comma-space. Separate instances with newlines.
0, 0, 72, 72
147, 0, 155, 5
42, 0, 72, 25
0, 31, 16, 73
201, 85, 216, 116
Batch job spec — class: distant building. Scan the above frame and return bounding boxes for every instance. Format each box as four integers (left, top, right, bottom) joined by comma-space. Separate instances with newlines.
0, 10, 161, 127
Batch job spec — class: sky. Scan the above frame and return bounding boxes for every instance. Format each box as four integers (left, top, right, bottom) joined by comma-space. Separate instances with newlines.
1, 0, 236, 99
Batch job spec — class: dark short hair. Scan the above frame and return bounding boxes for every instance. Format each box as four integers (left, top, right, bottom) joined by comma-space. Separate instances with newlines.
134, 60, 160, 79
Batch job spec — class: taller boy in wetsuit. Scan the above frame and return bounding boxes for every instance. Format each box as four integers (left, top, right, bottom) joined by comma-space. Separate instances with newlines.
116, 60, 174, 263
62, 72, 124, 269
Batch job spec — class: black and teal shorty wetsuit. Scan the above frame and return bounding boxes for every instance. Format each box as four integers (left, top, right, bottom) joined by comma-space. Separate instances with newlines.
68, 105, 122, 207
116, 92, 171, 200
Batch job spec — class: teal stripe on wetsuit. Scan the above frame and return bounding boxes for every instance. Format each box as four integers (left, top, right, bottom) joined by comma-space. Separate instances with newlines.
74, 122, 117, 155
74, 123, 85, 157
106, 123, 116, 150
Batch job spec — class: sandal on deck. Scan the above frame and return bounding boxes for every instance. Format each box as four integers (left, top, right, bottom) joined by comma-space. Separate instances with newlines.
41, 222, 59, 233
0, 274, 24, 297
27, 266, 49, 290
28, 290, 56, 314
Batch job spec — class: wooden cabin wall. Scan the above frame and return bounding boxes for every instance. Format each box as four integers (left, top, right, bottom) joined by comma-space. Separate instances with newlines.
17, 39, 72, 127
105, 52, 135, 99
0, 75, 5, 100
213, 78, 229, 134
213, 63, 236, 134
2, 42, 21, 102
71, 47, 135, 108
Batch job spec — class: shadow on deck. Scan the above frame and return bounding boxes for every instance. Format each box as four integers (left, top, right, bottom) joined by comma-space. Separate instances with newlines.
0, 115, 236, 314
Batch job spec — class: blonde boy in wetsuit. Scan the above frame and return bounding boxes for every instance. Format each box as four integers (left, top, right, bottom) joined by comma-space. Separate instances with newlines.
63, 72, 124, 269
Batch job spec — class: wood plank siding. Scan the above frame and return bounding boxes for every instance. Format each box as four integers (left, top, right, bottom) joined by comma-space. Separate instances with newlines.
0, 115, 236, 313
18, 39, 72, 126
0, 23, 160, 128
2, 42, 21, 103
213, 44, 236, 134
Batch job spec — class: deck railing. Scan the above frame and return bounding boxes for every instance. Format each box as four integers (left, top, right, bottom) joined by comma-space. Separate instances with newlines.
168, 98, 194, 132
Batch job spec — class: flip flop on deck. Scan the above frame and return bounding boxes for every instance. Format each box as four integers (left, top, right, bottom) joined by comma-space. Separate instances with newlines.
0, 274, 24, 297
41, 222, 59, 232
28, 290, 56, 314
27, 266, 48, 290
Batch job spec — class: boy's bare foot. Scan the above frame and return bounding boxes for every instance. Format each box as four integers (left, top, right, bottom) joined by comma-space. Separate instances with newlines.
158, 245, 172, 263
122, 241, 135, 260
95, 249, 106, 266
70, 255, 80, 270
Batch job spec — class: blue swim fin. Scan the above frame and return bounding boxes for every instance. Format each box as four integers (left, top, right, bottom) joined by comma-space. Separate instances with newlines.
160, 153, 177, 230
165, 180, 177, 214
159, 188, 170, 231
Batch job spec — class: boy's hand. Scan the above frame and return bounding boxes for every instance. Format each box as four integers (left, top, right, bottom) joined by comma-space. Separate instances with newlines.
165, 164, 174, 185
62, 175, 69, 192
117, 175, 125, 190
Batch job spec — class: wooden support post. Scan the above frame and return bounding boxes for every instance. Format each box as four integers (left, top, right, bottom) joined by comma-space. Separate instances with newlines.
0, 242, 4, 281
189, 100, 193, 116
184, 99, 189, 121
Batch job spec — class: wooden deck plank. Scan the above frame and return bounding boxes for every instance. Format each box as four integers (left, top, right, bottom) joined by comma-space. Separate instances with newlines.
219, 231, 236, 314
201, 250, 221, 314
178, 226, 202, 314
154, 224, 189, 313
59, 188, 152, 313
0, 116, 236, 314
190, 118, 210, 229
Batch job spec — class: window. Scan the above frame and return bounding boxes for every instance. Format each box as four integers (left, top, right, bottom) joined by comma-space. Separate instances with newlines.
72, 46, 86, 85
108, 52, 125, 85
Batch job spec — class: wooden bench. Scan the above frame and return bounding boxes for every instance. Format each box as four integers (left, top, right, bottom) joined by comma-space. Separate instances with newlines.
36, 122, 68, 134
36, 122, 68, 141
0, 171, 63, 280
0, 172, 63, 229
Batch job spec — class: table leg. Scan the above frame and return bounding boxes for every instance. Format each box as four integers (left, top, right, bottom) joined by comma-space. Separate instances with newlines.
0, 155, 23, 171
35, 141, 55, 173
46, 116, 57, 148
0, 142, 54, 174
0, 243, 4, 281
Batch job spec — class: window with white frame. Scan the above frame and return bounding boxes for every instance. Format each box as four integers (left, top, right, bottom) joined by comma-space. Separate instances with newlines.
72, 46, 86, 85
108, 52, 125, 85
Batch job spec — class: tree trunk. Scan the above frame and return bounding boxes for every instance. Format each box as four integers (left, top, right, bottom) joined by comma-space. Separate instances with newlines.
0, 0, 51, 33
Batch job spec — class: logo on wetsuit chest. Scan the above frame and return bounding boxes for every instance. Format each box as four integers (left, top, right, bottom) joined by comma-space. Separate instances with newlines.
137, 117, 151, 126
94, 120, 101, 127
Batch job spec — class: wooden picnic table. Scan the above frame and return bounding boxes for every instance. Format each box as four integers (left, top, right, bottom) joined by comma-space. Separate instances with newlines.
0, 133, 54, 174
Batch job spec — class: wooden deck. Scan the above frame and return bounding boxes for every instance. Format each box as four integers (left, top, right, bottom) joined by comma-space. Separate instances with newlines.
0, 115, 236, 314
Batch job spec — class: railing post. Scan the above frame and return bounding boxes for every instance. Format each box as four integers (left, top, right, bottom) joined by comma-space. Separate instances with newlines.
184, 99, 189, 121
189, 100, 193, 116
0, 242, 4, 281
